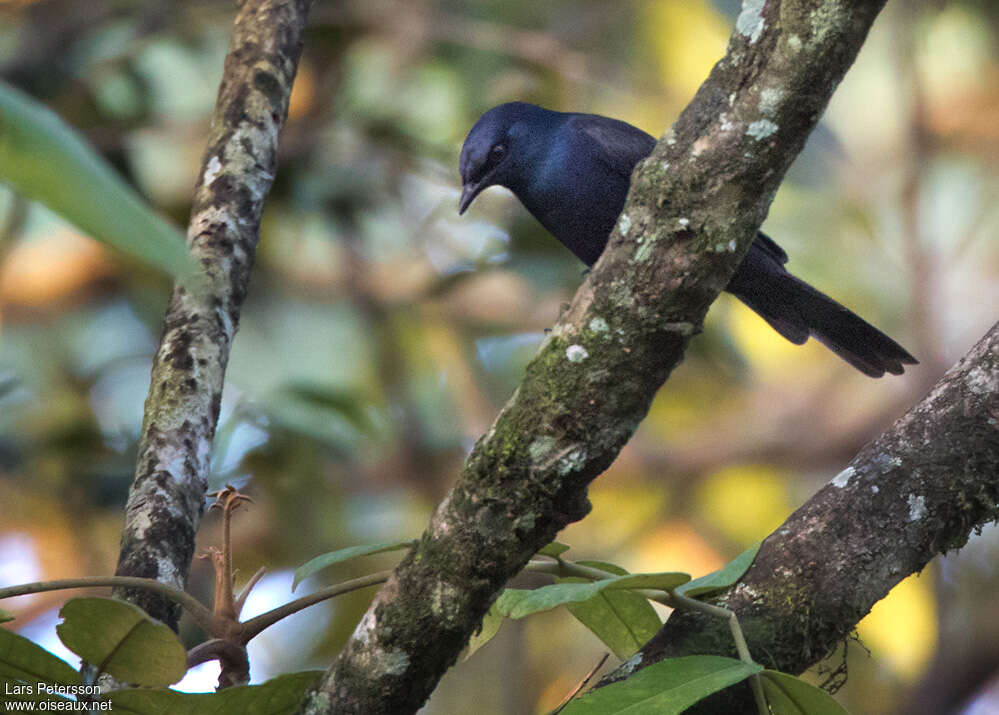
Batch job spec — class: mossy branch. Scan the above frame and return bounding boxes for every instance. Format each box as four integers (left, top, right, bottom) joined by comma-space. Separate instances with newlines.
303, 1, 891, 713
112, 0, 315, 630
607, 320, 999, 713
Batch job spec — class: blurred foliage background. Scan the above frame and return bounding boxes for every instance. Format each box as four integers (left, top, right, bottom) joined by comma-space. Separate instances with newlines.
1, 1, 997, 712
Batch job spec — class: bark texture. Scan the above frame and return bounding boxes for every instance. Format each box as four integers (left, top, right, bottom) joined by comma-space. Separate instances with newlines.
304, 1, 890, 712
113, 0, 313, 629
601, 320, 999, 713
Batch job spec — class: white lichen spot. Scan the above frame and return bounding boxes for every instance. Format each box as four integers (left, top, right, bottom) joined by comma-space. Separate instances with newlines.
381, 649, 411, 676
809, 1, 846, 47
966, 365, 997, 395
787, 34, 802, 52
432, 579, 462, 620
874, 453, 903, 471
758, 88, 786, 116
566, 344, 589, 362
664, 321, 695, 336
720, 119, 737, 132
871, 485, 879, 494
620, 653, 643, 674
432, 493, 454, 535
747, 119, 779, 140
908, 494, 927, 521
133, 510, 153, 539
832, 466, 855, 488
634, 240, 656, 263
351, 609, 378, 647
618, 213, 632, 235
557, 447, 588, 476
736, 0, 767, 43
589, 317, 609, 333
660, 160, 671, 172
727, 239, 737, 251
156, 556, 183, 588
529, 435, 558, 463
691, 136, 712, 157
678, 217, 690, 228
203, 155, 223, 185
515, 511, 536, 533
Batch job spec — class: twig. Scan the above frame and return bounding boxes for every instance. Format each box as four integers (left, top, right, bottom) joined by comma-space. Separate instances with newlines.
238, 571, 390, 642
0, 577, 216, 633
234, 566, 267, 616
526, 558, 768, 714
665, 592, 768, 715
549, 653, 610, 715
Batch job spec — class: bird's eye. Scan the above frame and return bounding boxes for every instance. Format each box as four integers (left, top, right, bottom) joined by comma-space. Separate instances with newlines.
489, 144, 507, 160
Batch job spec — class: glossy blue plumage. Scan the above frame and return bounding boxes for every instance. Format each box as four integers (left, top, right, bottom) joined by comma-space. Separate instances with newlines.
459, 102, 917, 377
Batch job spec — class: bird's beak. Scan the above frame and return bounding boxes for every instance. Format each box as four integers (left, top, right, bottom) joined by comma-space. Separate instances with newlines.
458, 181, 484, 215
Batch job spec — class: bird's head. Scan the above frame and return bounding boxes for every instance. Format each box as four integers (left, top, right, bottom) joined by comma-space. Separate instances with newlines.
458, 102, 553, 214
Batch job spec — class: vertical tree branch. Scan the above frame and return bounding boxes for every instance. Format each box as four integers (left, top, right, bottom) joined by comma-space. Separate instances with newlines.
303, 1, 889, 712
113, 0, 314, 629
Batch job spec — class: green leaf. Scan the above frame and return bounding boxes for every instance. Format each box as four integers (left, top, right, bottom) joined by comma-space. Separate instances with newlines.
56, 597, 187, 687
279, 384, 377, 435
464, 603, 504, 660
761, 671, 850, 715
293, 540, 415, 590
0, 81, 195, 281
496, 582, 612, 619
265, 385, 376, 453
612, 573, 690, 591
538, 542, 571, 558
0, 627, 80, 689
495, 572, 689, 620
676, 542, 761, 598
562, 655, 763, 714
565, 580, 662, 659
108, 671, 323, 714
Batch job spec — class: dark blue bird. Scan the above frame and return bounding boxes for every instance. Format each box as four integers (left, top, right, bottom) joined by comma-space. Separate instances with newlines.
459, 102, 917, 377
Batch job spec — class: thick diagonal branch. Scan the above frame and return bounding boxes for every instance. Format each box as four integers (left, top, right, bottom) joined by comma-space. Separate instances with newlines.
303, 1, 889, 712
113, 0, 313, 629
603, 320, 998, 712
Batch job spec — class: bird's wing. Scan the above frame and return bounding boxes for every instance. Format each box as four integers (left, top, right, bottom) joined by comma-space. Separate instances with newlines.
569, 114, 657, 179
570, 116, 791, 265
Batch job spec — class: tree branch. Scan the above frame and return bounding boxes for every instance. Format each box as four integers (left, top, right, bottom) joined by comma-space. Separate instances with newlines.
603, 320, 999, 712
303, 1, 889, 712
113, 0, 313, 629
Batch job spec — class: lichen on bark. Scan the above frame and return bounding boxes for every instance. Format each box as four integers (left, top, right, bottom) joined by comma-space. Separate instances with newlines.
607, 321, 998, 713
113, 0, 314, 629
305, 1, 893, 713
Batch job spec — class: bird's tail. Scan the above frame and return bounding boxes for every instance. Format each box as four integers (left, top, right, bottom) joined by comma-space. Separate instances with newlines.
726, 235, 918, 377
